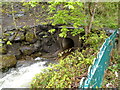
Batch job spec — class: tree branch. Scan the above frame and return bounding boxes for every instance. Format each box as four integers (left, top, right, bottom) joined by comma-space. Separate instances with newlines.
11, 2, 19, 41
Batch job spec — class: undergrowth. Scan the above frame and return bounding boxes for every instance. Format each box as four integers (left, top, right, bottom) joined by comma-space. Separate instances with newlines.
31, 49, 96, 88
102, 48, 120, 88
30, 30, 117, 88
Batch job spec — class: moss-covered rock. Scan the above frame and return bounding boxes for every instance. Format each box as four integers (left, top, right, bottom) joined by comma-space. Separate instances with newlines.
3, 31, 15, 41
14, 32, 25, 41
0, 55, 17, 70
25, 31, 37, 43
20, 45, 35, 55
0, 46, 7, 54
3, 30, 25, 41
7, 43, 22, 60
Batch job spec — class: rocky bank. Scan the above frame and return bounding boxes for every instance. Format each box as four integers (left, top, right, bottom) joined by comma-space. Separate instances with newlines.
0, 24, 60, 71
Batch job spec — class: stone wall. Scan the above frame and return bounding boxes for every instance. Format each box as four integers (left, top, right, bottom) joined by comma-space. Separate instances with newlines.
0, 24, 83, 70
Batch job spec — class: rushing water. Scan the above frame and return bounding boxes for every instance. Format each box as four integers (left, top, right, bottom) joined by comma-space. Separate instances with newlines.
0, 57, 52, 89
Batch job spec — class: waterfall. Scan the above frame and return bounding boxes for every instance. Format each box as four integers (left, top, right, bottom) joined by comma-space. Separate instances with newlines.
0, 57, 51, 89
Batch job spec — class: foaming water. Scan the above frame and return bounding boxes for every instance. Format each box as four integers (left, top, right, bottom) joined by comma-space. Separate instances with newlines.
0, 60, 48, 89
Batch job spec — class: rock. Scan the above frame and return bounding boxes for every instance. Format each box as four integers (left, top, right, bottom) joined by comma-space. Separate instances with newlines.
3, 30, 25, 41
0, 46, 7, 54
4, 30, 15, 36
38, 24, 53, 31
34, 57, 42, 61
14, 31, 25, 41
0, 54, 17, 70
25, 30, 37, 43
31, 52, 42, 58
36, 25, 42, 34
16, 59, 35, 68
0, 40, 6, 44
33, 40, 41, 49
7, 43, 21, 59
19, 42, 42, 56
20, 45, 35, 55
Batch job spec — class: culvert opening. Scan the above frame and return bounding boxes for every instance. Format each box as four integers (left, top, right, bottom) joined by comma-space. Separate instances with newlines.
61, 38, 74, 50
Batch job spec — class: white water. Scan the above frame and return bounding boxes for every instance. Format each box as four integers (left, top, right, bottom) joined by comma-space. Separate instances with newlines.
0, 59, 48, 89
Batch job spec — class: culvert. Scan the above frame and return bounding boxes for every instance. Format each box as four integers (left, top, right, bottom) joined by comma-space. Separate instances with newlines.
61, 38, 74, 50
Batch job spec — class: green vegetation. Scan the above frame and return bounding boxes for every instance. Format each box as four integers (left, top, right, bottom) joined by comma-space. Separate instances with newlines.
29, 2, 118, 88
2, 1, 116, 37
31, 50, 95, 88
1, 1, 119, 88
102, 49, 120, 88
47, 2, 118, 36
31, 30, 108, 88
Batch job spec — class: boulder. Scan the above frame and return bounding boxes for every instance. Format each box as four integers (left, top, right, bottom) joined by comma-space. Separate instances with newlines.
7, 43, 21, 60
0, 54, 17, 70
25, 30, 37, 43
20, 45, 36, 55
3, 30, 15, 41
33, 40, 41, 49
0, 46, 7, 54
3, 30, 25, 41
14, 31, 25, 41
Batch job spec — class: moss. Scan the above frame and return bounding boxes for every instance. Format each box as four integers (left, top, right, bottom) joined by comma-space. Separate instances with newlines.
20, 46, 34, 55
0, 46, 7, 54
25, 31, 37, 43
15, 32, 25, 41
0, 55, 17, 69
22, 48, 33, 55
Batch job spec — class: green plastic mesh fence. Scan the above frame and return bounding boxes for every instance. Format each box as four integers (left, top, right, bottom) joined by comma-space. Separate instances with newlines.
79, 30, 117, 88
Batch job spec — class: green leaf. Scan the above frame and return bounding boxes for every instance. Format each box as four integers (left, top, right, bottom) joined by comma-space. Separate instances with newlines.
59, 32, 67, 38
49, 29, 56, 34
65, 5, 74, 9
6, 41, 12, 45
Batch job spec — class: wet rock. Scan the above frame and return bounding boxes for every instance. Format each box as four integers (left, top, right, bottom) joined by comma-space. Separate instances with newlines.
8, 35, 14, 41
0, 39, 6, 44
3, 31, 13, 41
15, 12, 25, 19
33, 40, 41, 49
36, 25, 42, 34
7, 43, 21, 59
20, 41, 41, 56
25, 30, 37, 43
3, 31, 14, 41
38, 24, 48, 31
20, 45, 35, 55
16, 59, 35, 68
31, 52, 42, 58
38, 24, 53, 31
0, 54, 17, 70
3, 30, 15, 37
4, 30, 25, 41
0, 45, 7, 54
14, 31, 25, 41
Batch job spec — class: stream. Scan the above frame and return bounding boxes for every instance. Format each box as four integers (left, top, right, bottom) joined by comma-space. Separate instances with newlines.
0, 57, 54, 89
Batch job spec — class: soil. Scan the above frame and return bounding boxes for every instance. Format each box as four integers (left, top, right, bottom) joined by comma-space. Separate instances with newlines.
2, 3, 49, 32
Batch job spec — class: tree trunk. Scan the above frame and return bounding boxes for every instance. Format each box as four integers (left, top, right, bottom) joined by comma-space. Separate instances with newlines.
88, 2, 97, 33
84, 2, 89, 36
